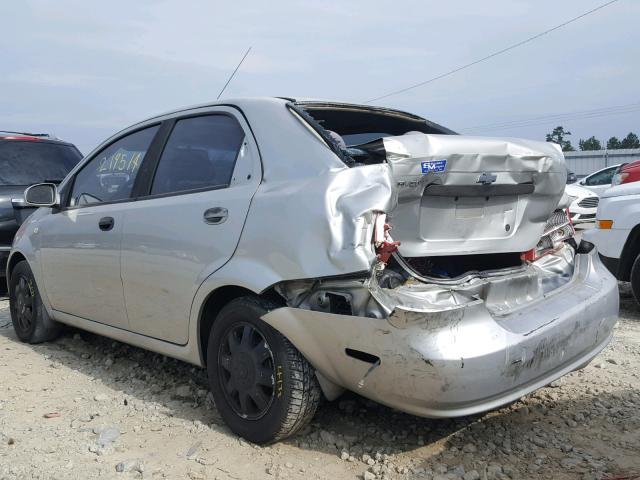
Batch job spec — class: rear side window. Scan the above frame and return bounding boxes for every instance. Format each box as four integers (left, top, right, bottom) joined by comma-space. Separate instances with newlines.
151, 115, 244, 196
70, 125, 159, 206
0, 141, 82, 186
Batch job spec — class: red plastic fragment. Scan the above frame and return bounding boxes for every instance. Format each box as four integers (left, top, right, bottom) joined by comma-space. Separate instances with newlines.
375, 222, 400, 264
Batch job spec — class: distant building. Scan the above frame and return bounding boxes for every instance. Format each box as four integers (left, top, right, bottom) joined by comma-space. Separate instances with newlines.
564, 149, 640, 176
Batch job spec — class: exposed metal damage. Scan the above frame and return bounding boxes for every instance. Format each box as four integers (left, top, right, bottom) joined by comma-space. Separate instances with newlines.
260, 100, 618, 419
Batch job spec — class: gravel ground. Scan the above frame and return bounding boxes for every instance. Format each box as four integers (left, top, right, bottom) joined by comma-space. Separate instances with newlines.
0, 284, 638, 480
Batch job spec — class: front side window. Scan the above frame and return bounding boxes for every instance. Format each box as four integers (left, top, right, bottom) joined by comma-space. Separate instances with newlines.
150, 115, 244, 196
70, 125, 159, 206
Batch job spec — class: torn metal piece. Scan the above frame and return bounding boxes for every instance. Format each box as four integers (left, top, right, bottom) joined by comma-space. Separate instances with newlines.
357, 359, 382, 389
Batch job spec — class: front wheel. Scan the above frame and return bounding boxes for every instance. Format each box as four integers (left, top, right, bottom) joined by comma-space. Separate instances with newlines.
9, 260, 60, 343
631, 254, 640, 306
207, 296, 320, 444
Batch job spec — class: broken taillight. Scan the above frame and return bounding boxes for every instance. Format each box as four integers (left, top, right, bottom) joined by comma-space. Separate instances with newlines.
373, 213, 400, 263
522, 208, 575, 262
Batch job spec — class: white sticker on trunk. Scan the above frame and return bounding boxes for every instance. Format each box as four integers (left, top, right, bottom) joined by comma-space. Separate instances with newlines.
421, 159, 447, 173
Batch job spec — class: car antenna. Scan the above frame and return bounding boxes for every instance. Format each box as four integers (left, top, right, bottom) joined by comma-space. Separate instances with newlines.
216, 47, 252, 100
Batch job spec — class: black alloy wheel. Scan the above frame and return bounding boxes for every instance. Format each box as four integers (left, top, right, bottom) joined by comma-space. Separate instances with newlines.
218, 321, 275, 419
207, 296, 321, 443
12, 275, 35, 333
9, 260, 60, 343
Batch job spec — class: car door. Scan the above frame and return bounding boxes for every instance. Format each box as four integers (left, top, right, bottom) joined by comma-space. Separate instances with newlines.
119, 109, 261, 344
38, 125, 161, 328
580, 166, 617, 195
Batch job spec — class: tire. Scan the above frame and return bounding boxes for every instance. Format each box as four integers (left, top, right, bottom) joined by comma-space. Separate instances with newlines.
207, 296, 320, 444
631, 254, 640, 306
9, 260, 60, 343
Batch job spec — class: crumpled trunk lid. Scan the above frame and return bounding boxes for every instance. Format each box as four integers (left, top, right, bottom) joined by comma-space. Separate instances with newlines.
378, 134, 567, 257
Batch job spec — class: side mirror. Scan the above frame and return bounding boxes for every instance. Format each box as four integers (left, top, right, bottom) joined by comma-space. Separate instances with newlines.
24, 183, 59, 207
579, 179, 586, 186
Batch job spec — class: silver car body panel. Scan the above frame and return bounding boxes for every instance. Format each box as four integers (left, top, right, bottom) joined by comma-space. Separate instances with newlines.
262, 247, 618, 417
38, 204, 129, 328
118, 107, 262, 344
383, 134, 566, 256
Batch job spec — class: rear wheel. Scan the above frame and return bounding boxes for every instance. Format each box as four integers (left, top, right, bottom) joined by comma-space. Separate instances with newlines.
631, 254, 640, 306
9, 260, 60, 343
207, 296, 320, 444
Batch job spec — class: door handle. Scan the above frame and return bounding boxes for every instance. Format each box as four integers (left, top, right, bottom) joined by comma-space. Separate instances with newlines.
203, 207, 228, 225
98, 216, 115, 231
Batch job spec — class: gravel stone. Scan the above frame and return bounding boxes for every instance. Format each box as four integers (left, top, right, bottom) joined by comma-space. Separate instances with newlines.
463, 470, 480, 480
0, 286, 638, 479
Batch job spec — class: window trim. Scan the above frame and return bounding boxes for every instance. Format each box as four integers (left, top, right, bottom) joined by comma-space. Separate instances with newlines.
134, 112, 246, 201
62, 123, 163, 211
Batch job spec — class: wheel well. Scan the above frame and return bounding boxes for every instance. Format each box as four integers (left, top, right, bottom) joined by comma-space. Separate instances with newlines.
619, 224, 640, 281
198, 286, 275, 365
7, 252, 26, 281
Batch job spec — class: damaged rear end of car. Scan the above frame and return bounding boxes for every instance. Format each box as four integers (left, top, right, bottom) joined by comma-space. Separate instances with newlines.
248, 100, 619, 417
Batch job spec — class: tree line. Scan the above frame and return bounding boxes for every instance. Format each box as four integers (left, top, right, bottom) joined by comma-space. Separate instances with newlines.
545, 126, 639, 152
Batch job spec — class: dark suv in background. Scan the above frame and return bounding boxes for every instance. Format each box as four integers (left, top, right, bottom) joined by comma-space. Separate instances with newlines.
0, 131, 82, 291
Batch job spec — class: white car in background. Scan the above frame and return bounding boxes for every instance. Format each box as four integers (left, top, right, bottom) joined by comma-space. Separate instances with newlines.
565, 183, 599, 224
574, 164, 621, 196
585, 181, 640, 304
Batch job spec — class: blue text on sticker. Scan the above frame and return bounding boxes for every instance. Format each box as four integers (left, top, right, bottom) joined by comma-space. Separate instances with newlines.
421, 159, 447, 174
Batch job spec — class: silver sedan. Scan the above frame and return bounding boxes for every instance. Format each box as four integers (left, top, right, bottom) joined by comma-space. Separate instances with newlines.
7, 98, 618, 443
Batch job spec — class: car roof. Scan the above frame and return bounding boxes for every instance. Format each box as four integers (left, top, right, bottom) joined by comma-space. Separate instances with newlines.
621, 159, 640, 171
127, 96, 443, 130
588, 164, 621, 175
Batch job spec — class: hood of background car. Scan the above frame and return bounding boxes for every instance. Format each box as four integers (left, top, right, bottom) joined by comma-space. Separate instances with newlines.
601, 182, 640, 198
565, 183, 596, 199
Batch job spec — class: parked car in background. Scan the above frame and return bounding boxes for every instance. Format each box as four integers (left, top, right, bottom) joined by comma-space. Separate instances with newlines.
0, 131, 82, 292
565, 183, 599, 224
7, 98, 618, 443
574, 164, 621, 195
585, 181, 640, 304
611, 159, 640, 187
567, 171, 578, 184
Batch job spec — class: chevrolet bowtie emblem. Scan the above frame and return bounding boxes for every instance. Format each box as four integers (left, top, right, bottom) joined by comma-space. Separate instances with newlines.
477, 172, 497, 185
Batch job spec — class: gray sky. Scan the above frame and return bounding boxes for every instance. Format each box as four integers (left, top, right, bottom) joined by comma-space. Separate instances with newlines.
1, 0, 638, 154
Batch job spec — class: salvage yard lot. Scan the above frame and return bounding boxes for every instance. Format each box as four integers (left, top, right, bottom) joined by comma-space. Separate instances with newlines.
0, 287, 638, 480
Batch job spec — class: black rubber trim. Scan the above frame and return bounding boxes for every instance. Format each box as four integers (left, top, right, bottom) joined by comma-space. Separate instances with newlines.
423, 183, 534, 197
599, 253, 621, 280
577, 240, 595, 254
345, 348, 380, 364
130, 120, 175, 198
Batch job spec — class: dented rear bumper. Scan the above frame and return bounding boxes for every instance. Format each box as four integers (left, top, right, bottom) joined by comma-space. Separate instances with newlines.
262, 247, 618, 418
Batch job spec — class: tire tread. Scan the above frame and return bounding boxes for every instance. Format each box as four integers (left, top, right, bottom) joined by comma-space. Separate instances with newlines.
631, 254, 640, 306
10, 260, 60, 344
208, 295, 321, 443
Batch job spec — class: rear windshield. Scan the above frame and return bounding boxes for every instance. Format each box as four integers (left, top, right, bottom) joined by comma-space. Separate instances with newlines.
292, 102, 455, 167
0, 141, 82, 185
